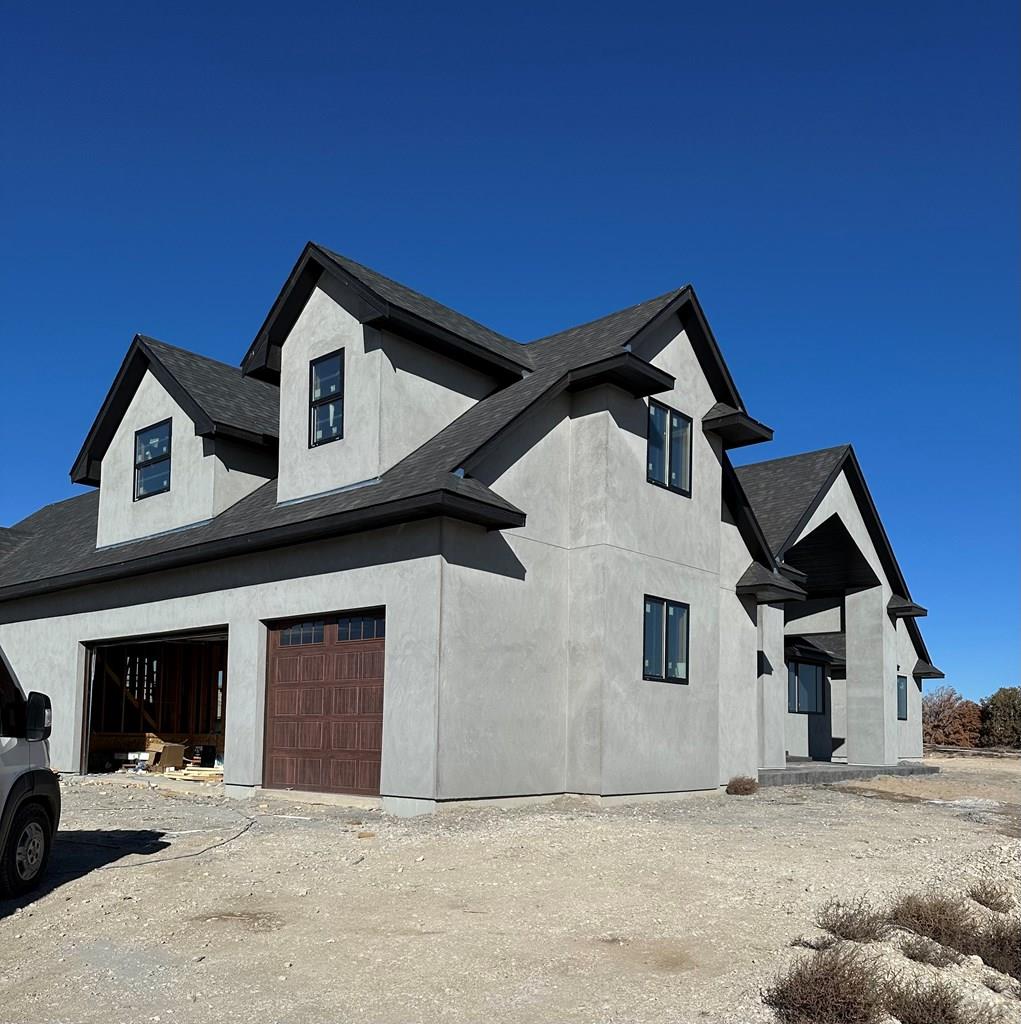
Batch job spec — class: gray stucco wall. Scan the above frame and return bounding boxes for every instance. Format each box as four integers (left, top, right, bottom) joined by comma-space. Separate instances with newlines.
718, 507, 759, 783
96, 371, 273, 548
276, 282, 493, 503
97, 371, 216, 547
0, 523, 446, 800
2, 304, 782, 807
786, 468, 916, 766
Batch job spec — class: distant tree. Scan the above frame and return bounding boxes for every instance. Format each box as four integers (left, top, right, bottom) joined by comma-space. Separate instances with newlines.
922, 686, 983, 748
979, 686, 1021, 748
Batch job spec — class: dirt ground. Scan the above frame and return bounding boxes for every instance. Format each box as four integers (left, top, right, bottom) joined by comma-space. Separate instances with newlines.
1, 755, 1019, 1024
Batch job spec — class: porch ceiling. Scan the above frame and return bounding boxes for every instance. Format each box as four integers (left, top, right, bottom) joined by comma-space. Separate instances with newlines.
783, 513, 880, 596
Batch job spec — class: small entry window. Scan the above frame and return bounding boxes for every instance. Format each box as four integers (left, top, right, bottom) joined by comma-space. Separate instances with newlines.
897, 675, 908, 721
643, 596, 689, 683
788, 661, 824, 714
309, 350, 344, 447
134, 419, 172, 499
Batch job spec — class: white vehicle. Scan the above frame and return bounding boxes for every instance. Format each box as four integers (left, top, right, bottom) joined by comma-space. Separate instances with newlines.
0, 669, 59, 898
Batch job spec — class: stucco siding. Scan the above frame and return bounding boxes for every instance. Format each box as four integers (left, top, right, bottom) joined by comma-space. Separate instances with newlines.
718, 509, 759, 782
97, 371, 216, 547
0, 523, 445, 799
276, 285, 496, 504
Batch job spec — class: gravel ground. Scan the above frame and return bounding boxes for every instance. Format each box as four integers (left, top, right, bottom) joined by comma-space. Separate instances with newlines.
1, 756, 1019, 1024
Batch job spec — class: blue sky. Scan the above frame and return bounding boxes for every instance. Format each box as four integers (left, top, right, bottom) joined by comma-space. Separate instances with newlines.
1, 3, 1017, 699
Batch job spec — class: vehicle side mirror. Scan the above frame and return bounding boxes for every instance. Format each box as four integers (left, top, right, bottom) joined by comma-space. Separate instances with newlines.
26, 691, 51, 741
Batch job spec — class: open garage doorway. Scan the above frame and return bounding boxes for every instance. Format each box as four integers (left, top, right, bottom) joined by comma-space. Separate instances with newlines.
82, 628, 228, 774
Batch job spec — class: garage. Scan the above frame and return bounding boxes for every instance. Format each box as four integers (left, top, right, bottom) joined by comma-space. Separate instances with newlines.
263, 609, 385, 796
83, 628, 228, 773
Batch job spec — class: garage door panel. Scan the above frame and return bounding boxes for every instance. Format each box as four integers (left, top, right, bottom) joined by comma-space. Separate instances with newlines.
264, 614, 385, 797
274, 657, 301, 684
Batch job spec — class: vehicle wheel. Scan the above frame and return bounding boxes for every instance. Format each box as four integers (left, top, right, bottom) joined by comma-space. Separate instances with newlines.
0, 803, 52, 898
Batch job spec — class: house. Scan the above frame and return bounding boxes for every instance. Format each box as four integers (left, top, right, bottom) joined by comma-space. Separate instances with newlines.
0, 243, 941, 814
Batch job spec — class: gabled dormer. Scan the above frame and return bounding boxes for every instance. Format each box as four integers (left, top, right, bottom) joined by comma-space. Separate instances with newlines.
241, 244, 524, 503
71, 336, 279, 548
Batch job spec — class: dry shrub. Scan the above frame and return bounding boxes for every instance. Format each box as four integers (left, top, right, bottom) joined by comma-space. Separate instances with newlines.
887, 891, 974, 949
923, 686, 983, 747
761, 945, 888, 1024
816, 895, 889, 943
883, 974, 1001, 1024
889, 891, 1021, 983
976, 914, 1021, 982
900, 933, 962, 968
968, 880, 1014, 914
725, 775, 758, 795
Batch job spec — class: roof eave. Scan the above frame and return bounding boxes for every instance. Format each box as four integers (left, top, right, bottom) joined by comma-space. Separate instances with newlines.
0, 489, 525, 604
242, 244, 530, 384
565, 352, 674, 397
913, 660, 945, 680
702, 409, 774, 449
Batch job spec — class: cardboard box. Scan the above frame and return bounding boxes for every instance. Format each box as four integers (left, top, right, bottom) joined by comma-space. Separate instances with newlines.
144, 733, 186, 773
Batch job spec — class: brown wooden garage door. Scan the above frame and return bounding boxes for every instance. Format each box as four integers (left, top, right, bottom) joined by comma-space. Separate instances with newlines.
263, 610, 385, 795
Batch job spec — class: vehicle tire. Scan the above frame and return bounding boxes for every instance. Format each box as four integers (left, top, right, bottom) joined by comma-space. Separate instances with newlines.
0, 803, 52, 898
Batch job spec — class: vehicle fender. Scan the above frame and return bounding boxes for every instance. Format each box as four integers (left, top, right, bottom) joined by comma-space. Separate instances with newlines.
0, 769, 61, 852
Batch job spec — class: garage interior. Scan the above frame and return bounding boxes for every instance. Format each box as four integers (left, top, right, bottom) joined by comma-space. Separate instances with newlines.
84, 629, 228, 774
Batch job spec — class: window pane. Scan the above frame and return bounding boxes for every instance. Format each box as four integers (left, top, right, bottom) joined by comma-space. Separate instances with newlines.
136, 422, 170, 464
647, 404, 667, 484
787, 662, 797, 712
666, 602, 688, 680
669, 412, 691, 493
311, 354, 343, 401
798, 663, 822, 714
897, 675, 908, 720
135, 459, 170, 497
312, 398, 343, 443
643, 599, 664, 677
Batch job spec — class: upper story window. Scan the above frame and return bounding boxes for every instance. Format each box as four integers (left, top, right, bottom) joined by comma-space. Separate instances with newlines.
897, 675, 908, 720
309, 349, 344, 447
788, 661, 824, 714
647, 399, 692, 496
643, 596, 689, 683
134, 419, 172, 500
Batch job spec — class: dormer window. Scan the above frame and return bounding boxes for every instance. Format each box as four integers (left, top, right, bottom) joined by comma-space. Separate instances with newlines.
134, 419, 172, 500
309, 349, 344, 447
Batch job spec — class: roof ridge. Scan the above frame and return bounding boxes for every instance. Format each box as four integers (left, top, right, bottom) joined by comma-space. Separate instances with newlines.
530, 286, 687, 346
138, 335, 246, 374
315, 243, 524, 350
736, 443, 851, 471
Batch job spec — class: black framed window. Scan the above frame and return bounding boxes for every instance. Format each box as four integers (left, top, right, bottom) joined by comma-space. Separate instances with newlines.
309, 349, 344, 447
647, 399, 692, 496
643, 596, 689, 683
787, 661, 824, 714
897, 675, 908, 721
134, 419, 172, 499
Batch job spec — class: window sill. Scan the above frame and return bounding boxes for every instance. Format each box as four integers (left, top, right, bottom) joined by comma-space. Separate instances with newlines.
643, 674, 689, 685
646, 476, 691, 499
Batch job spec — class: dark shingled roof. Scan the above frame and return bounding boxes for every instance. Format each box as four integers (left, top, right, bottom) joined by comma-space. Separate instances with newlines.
317, 246, 532, 371
736, 561, 806, 600
140, 337, 280, 440
734, 445, 849, 554
0, 468, 524, 599
787, 632, 847, 666
2, 255, 762, 602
